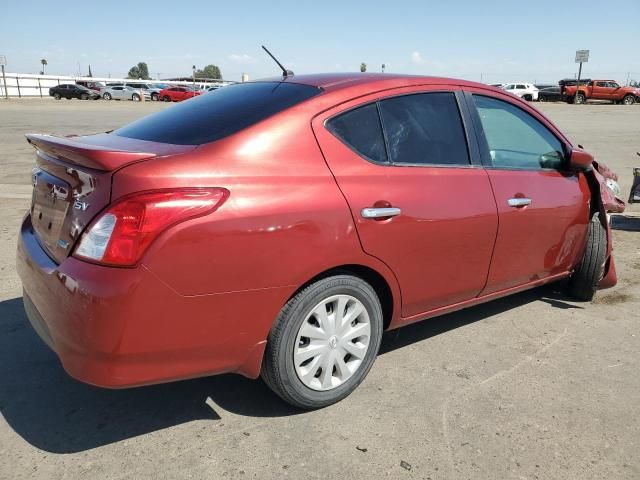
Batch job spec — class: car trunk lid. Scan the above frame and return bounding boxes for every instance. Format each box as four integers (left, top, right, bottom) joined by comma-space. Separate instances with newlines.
26, 133, 196, 263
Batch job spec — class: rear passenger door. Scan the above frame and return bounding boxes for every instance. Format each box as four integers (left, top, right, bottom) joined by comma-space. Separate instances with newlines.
313, 88, 498, 319
464, 91, 591, 294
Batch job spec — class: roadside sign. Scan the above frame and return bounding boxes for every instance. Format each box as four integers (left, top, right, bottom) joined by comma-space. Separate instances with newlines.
575, 50, 589, 63
0, 55, 6, 66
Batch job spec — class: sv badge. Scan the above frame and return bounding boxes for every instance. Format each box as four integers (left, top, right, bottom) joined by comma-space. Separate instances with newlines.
73, 200, 90, 211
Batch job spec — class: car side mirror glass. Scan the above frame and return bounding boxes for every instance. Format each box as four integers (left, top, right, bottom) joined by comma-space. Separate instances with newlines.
569, 148, 594, 171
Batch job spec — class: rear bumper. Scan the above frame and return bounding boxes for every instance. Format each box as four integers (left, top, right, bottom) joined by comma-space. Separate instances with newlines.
16, 214, 286, 387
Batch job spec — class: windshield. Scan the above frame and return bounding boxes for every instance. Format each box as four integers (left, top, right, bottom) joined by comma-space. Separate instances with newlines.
114, 82, 322, 145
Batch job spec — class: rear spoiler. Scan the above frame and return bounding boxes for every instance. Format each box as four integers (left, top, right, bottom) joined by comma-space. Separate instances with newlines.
25, 133, 157, 171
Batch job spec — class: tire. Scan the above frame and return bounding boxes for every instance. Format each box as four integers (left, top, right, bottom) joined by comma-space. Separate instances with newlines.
261, 275, 384, 409
523, 94, 532, 101
80, 93, 89, 100
538, 95, 546, 103
53, 93, 61, 100
622, 95, 635, 105
567, 213, 607, 301
151, 93, 159, 101
163, 96, 171, 102
103, 93, 112, 100
575, 93, 586, 104
132, 93, 140, 102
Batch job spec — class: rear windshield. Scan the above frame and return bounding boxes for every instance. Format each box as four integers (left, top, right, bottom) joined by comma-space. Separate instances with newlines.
113, 82, 322, 145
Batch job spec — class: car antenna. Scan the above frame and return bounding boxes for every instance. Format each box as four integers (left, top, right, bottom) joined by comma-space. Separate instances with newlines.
261, 45, 294, 78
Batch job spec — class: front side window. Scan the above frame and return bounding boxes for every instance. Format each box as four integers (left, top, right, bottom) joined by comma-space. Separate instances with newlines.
505, 85, 515, 90
473, 95, 565, 170
379, 93, 470, 166
326, 103, 387, 164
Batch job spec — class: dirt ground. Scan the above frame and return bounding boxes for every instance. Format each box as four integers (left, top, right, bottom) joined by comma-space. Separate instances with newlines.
0, 98, 638, 480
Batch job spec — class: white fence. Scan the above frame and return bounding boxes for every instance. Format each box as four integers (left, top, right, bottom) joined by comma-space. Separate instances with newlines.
0, 73, 232, 98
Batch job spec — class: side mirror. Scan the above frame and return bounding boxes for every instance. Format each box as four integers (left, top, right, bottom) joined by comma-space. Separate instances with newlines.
569, 148, 594, 171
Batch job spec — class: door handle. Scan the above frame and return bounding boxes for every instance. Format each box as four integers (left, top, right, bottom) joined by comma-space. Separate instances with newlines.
361, 207, 402, 219
507, 198, 531, 208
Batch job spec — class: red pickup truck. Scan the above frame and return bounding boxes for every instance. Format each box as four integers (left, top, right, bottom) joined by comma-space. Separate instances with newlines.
564, 80, 640, 105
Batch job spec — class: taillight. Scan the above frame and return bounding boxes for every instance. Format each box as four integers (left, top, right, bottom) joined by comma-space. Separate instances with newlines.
73, 188, 229, 266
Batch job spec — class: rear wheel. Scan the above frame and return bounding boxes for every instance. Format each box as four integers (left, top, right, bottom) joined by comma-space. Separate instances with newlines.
622, 95, 635, 105
567, 213, 607, 301
261, 275, 383, 409
103, 93, 112, 100
575, 93, 586, 104
80, 93, 89, 100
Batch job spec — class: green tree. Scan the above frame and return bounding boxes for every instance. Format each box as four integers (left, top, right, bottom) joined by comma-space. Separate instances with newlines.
360, 62, 367, 73
195, 64, 222, 80
40, 58, 47, 75
127, 62, 151, 80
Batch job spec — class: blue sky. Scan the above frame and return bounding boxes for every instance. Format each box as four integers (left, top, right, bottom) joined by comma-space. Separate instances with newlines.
2, 0, 639, 84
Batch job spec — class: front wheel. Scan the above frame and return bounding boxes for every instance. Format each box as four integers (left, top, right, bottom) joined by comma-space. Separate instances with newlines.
538, 95, 546, 103
567, 213, 607, 301
53, 93, 61, 100
261, 275, 383, 409
103, 93, 112, 100
151, 93, 159, 101
622, 95, 635, 105
132, 93, 140, 102
163, 96, 171, 102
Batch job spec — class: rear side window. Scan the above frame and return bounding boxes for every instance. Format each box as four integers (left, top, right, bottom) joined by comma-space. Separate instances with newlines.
114, 82, 321, 145
326, 104, 388, 163
379, 93, 470, 166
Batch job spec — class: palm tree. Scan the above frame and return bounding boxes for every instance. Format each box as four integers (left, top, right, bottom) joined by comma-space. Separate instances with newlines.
40, 58, 47, 75
360, 62, 367, 73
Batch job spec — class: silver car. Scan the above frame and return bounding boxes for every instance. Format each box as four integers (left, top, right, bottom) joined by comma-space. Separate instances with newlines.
102, 85, 144, 101
125, 82, 162, 101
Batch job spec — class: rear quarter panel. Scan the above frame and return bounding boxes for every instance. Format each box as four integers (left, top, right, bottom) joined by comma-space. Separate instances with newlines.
111, 105, 401, 305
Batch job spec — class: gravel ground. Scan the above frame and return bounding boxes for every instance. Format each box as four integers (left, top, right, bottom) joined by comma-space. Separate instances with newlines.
0, 98, 638, 480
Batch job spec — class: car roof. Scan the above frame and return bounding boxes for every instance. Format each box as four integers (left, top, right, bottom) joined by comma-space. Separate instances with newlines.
252, 73, 493, 93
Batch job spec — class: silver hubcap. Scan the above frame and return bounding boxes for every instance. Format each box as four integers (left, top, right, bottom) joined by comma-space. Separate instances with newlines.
294, 294, 371, 391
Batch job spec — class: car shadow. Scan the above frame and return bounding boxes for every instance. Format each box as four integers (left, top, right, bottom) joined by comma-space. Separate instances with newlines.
0, 285, 578, 454
611, 214, 640, 232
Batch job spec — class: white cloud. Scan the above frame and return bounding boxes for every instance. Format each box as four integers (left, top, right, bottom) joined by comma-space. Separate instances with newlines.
228, 54, 254, 64
410, 51, 425, 65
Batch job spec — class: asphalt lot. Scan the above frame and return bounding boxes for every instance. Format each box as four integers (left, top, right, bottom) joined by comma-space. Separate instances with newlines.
0, 98, 639, 480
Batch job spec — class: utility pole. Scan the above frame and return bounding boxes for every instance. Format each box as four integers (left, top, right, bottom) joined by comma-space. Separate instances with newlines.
0, 55, 8, 99
192, 65, 196, 90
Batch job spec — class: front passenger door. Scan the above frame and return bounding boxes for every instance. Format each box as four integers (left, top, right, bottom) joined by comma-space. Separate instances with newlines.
467, 92, 591, 294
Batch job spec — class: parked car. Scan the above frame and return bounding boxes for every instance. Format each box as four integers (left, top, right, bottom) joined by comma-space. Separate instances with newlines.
563, 80, 640, 105
19, 74, 624, 409
49, 84, 101, 100
75, 81, 107, 93
159, 86, 202, 102
488, 83, 505, 88
537, 86, 565, 102
125, 82, 163, 101
102, 85, 144, 101
502, 83, 539, 101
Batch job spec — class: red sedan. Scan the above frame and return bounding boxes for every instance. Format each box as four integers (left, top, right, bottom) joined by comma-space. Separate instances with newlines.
159, 85, 201, 102
17, 74, 624, 409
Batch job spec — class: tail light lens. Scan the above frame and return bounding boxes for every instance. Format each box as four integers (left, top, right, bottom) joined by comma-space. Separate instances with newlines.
74, 188, 229, 266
